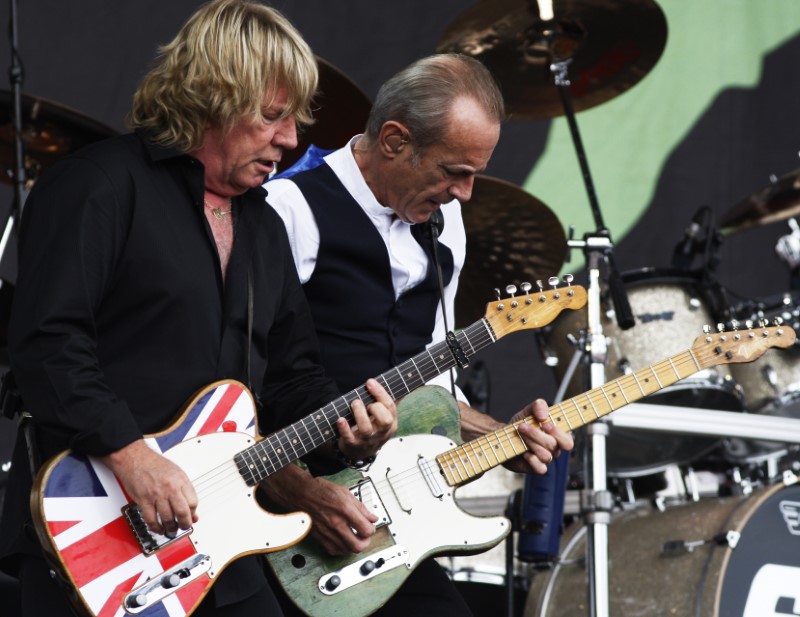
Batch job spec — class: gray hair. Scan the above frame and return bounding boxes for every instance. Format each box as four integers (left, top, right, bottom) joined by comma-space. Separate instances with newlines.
365, 54, 505, 149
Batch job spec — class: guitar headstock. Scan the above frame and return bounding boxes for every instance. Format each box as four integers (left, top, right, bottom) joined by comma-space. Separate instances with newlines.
692, 321, 797, 369
483, 275, 587, 340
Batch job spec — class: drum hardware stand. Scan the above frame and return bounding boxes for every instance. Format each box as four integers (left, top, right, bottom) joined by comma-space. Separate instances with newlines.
536, 26, 636, 613
1, 0, 27, 276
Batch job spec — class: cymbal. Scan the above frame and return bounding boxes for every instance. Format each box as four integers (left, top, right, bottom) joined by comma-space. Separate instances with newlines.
721, 169, 800, 234
436, 0, 668, 120
0, 90, 117, 184
456, 175, 567, 326
280, 57, 372, 170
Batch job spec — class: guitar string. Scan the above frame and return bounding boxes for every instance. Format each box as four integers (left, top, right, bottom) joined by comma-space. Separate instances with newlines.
178, 333, 781, 546
187, 326, 765, 506
187, 343, 725, 516
167, 298, 558, 509
183, 317, 497, 494
172, 311, 774, 518
312, 342, 754, 501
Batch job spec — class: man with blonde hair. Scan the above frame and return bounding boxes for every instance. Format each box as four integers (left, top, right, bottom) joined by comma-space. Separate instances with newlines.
0, 2, 396, 616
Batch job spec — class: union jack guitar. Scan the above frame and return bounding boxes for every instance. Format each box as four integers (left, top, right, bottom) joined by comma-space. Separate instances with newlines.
31, 280, 587, 617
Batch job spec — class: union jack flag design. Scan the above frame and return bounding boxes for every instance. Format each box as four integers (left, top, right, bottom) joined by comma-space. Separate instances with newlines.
34, 381, 258, 617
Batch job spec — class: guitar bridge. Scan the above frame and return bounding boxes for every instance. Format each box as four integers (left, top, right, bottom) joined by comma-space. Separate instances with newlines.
123, 504, 192, 555
349, 478, 391, 528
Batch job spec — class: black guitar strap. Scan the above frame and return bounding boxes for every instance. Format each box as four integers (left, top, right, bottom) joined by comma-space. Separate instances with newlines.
245, 265, 263, 414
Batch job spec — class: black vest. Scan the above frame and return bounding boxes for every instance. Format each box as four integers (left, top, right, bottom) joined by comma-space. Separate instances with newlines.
292, 163, 455, 392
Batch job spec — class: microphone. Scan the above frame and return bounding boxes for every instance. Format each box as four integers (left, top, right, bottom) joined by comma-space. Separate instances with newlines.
426, 209, 444, 238
672, 208, 705, 269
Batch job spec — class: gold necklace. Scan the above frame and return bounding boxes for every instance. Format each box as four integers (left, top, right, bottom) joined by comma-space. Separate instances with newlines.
204, 199, 233, 220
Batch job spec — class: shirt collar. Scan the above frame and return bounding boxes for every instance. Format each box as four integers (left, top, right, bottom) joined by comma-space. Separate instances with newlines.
325, 135, 398, 221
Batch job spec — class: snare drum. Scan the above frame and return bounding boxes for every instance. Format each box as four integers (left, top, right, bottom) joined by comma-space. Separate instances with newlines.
526, 480, 800, 617
546, 268, 744, 477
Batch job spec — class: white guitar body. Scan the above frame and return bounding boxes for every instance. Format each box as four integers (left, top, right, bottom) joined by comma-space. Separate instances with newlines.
161, 431, 311, 578
357, 433, 510, 568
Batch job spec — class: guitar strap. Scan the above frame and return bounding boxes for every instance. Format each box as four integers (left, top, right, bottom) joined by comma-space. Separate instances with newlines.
245, 265, 263, 414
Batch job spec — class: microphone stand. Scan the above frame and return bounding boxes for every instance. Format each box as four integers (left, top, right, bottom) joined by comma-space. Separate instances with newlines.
1, 0, 27, 272
545, 46, 634, 617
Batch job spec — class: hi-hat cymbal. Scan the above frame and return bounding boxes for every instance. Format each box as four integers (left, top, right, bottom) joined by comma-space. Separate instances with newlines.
0, 91, 117, 185
436, 0, 668, 120
280, 57, 372, 171
457, 175, 566, 326
721, 169, 800, 234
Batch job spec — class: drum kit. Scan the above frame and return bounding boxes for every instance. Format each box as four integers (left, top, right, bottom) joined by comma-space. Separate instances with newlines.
434, 1, 800, 616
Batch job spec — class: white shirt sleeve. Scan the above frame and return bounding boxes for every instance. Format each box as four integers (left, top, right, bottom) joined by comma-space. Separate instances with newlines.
265, 178, 320, 284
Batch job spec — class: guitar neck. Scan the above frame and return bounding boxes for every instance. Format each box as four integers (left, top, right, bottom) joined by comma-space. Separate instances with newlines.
236, 319, 497, 485
437, 347, 705, 486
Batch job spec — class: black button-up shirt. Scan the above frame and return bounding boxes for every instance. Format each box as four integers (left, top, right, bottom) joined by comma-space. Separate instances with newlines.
1, 131, 340, 604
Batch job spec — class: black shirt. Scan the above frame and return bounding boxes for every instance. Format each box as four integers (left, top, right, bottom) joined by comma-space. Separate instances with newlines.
0, 131, 340, 604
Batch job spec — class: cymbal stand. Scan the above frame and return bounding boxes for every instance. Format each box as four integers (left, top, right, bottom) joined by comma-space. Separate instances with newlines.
544, 47, 634, 617
1, 0, 28, 268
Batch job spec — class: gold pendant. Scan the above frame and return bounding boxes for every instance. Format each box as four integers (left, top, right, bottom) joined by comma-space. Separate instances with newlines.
212, 208, 231, 220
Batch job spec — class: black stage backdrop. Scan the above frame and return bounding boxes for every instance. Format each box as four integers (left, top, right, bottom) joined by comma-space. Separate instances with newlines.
0, 0, 797, 421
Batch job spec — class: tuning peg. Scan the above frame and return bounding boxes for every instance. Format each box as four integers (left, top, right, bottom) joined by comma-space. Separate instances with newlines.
716, 323, 725, 333
536, 280, 547, 302
506, 284, 517, 297
562, 274, 575, 296
520, 282, 532, 293
548, 276, 559, 289
493, 288, 502, 301
703, 324, 712, 335
774, 316, 784, 326
745, 319, 754, 329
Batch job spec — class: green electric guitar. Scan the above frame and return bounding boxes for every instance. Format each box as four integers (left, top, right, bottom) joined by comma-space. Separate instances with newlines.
266, 323, 795, 617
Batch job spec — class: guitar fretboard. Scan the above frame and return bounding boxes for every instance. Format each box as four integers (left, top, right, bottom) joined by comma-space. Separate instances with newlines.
436, 347, 708, 486
234, 318, 496, 485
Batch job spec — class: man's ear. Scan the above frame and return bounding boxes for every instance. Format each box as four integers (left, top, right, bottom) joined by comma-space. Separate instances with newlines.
380, 122, 409, 155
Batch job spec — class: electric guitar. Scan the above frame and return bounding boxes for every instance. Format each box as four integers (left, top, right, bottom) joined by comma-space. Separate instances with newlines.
265, 323, 796, 617
31, 281, 586, 617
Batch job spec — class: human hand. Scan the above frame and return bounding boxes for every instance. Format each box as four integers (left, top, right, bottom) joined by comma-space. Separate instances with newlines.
100, 439, 198, 536
336, 378, 397, 462
504, 399, 574, 475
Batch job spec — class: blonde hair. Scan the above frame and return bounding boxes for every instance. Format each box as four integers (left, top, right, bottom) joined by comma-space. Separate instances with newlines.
128, 0, 318, 152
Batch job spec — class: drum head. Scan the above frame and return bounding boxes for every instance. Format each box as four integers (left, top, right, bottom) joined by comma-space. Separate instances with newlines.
526, 482, 800, 617
720, 483, 800, 615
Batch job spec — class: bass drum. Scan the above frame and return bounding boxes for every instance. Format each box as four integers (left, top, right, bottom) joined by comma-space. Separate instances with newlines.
546, 268, 743, 477
526, 481, 800, 617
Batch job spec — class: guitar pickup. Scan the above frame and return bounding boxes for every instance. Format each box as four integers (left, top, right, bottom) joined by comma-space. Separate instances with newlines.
123, 553, 211, 613
318, 546, 409, 595
123, 504, 192, 555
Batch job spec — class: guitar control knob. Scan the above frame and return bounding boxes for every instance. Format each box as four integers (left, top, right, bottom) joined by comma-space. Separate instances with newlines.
127, 593, 148, 609
325, 575, 341, 591
162, 573, 181, 589
360, 560, 376, 576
